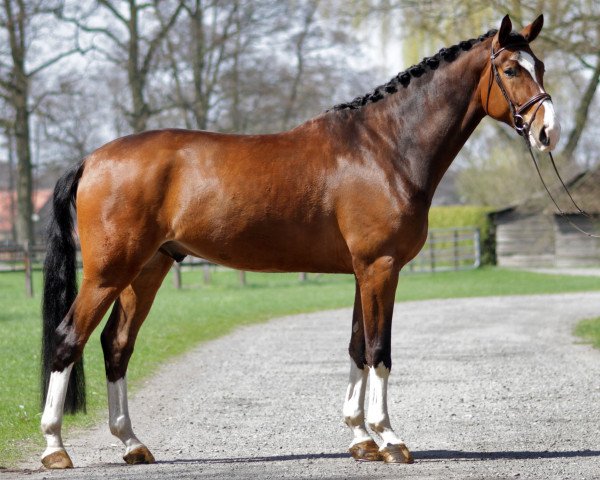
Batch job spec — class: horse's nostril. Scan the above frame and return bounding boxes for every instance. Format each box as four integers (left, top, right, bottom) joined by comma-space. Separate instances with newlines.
540, 126, 550, 146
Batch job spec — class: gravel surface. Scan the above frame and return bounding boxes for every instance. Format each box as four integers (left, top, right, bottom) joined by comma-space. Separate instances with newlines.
526, 268, 600, 278
8, 293, 600, 479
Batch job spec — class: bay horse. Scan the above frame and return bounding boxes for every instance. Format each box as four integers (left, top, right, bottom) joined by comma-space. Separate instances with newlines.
40, 14, 560, 468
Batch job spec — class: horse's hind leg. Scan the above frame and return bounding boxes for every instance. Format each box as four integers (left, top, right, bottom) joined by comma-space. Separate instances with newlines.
101, 252, 173, 464
41, 277, 132, 468
344, 280, 382, 461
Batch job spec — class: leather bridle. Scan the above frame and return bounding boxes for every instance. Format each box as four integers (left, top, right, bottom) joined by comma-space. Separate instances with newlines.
489, 43, 551, 138
489, 42, 599, 238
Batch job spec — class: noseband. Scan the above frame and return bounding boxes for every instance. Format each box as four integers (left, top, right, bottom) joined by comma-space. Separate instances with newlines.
490, 44, 551, 138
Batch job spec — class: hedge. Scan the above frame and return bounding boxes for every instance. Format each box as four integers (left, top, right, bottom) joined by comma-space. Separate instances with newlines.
428, 205, 495, 265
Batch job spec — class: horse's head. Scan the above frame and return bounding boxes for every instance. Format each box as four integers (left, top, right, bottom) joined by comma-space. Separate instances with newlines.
481, 14, 560, 152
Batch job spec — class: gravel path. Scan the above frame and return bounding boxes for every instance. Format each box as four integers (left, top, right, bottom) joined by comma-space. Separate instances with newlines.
526, 268, 600, 278
9, 293, 600, 479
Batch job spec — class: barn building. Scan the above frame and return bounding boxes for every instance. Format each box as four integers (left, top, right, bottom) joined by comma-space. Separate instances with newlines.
490, 168, 600, 268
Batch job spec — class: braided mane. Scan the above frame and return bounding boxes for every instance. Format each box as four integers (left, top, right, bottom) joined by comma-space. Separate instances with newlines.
332, 29, 510, 111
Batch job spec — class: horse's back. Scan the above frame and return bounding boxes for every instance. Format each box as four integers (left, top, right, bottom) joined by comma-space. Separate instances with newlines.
75, 127, 355, 273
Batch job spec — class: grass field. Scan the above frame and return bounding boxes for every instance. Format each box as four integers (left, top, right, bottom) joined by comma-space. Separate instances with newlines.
1, 266, 599, 467
574, 317, 600, 349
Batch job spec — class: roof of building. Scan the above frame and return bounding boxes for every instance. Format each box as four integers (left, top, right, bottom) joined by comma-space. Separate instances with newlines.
491, 165, 600, 217
0, 189, 53, 234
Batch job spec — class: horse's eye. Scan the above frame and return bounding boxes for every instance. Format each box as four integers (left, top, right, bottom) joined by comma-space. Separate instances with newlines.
504, 68, 517, 78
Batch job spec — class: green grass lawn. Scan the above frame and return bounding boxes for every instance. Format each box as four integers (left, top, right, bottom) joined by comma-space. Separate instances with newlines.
574, 317, 600, 349
1, 266, 599, 467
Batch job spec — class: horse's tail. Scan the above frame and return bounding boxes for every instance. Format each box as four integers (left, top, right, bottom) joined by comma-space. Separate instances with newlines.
41, 161, 86, 414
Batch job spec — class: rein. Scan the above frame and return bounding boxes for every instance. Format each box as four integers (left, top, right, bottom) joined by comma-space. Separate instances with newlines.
490, 44, 600, 238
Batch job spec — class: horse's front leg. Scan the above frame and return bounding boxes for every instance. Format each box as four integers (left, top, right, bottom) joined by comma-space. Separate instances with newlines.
344, 280, 382, 461
355, 255, 413, 464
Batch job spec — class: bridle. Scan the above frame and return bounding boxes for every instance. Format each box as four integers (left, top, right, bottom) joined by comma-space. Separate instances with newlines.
489, 43, 550, 138
489, 42, 600, 238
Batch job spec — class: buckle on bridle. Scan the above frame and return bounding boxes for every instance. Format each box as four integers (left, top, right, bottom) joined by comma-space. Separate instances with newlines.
513, 114, 527, 136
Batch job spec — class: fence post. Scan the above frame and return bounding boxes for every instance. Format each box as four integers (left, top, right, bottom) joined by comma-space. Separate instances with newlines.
24, 241, 33, 298
429, 232, 435, 272
239, 270, 247, 286
474, 229, 482, 268
203, 263, 211, 284
453, 229, 459, 270
172, 262, 182, 289
299, 272, 307, 281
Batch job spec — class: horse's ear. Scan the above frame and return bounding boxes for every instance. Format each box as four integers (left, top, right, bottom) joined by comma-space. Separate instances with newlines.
496, 15, 512, 47
521, 14, 544, 43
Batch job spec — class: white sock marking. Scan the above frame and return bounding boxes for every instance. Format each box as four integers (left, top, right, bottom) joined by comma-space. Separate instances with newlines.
517, 51, 560, 151
367, 363, 403, 447
108, 377, 144, 453
41, 363, 73, 458
343, 360, 372, 446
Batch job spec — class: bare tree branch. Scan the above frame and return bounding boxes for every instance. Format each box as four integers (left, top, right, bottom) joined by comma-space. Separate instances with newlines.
0, 76, 14, 92
140, 2, 183, 79
0, 117, 13, 129
27, 46, 87, 78
97, 0, 128, 26
60, 14, 128, 51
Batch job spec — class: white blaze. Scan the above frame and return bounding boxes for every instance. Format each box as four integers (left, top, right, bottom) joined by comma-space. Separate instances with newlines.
517, 51, 560, 151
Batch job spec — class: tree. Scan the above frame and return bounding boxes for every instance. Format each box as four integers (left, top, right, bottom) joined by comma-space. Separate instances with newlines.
0, 0, 82, 245
62, 0, 183, 133
158, 0, 242, 130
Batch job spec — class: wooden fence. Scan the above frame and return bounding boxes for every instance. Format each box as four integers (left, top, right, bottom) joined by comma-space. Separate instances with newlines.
406, 226, 481, 273
1, 226, 481, 295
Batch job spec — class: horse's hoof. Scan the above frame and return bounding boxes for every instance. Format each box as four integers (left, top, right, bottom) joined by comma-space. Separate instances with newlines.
380, 443, 414, 464
349, 439, 383, 461
41, 449, 74, 469
123, 445, 156, 465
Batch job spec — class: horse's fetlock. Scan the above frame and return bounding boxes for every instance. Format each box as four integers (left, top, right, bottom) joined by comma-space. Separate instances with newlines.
367, 416, 388, 433
344, 410, 364, 427
41, 415, 60, 435
109, 414, 132, 437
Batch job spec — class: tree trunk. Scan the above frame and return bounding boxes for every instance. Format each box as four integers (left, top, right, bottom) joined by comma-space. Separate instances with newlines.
4, 0, 34, 245
127, 0, 148, 133
190, 1, 208, 130
14, 96, 33, 245
560, 54, 600, 162
7, 129, 17, 243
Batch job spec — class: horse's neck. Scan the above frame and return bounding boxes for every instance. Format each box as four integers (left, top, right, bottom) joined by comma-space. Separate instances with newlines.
369, 46, 488, 201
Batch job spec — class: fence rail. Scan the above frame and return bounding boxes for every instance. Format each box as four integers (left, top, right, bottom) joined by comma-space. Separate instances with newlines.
407, 226, 481, 273
1, 226, 481, 295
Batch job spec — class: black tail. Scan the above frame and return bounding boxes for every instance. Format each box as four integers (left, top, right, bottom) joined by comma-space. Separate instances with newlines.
41, 161, 86, 414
